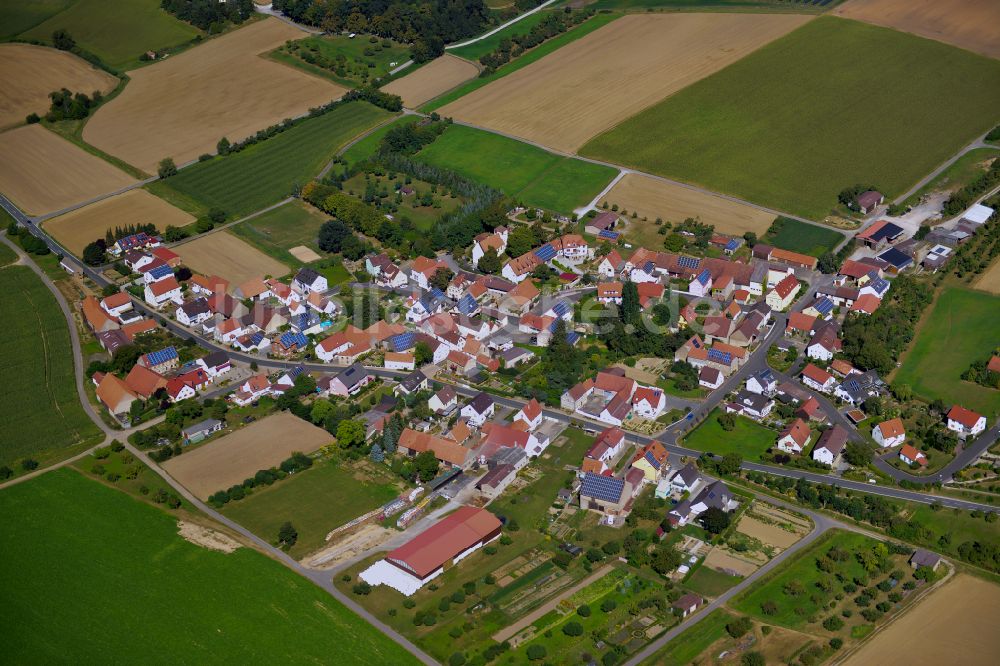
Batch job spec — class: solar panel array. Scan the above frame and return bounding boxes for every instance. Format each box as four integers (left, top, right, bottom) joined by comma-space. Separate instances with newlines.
430, 287, 445, 300
725, 239, 739, 251
457, 294, 477, 315
869, 277, 889, 292
814, 298, 834, 314
280, 331, 308, 348
249, 332, 265, 345
707, 348, 733, 364
565, 331, 580, 345
581, 472, 624, 502
696, 269, 711, 285
644, 451, 661, 470
551, 300, 570, 318
598, 230, 619, 240
534, 244, 557, 261
390, 332, 415, 351
147, 264, 173, 280
145, 346, 177, 366
691, 337, 702, 349
678, 256, 700, 269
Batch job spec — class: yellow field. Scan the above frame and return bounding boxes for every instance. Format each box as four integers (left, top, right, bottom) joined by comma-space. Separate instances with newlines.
173, 231, 289, 284
0, 125, 136, 215
43, 189, 194, 255
973, 255, 1000, 295
83, 18, 344, 173
843, 574, 1000, 665
162, 412, 333, 500
438, 13, 812, 154
834, 0, 1000, 60
0, 43, 118, 130
381, 54, 479, 108
602, 173, 775, 238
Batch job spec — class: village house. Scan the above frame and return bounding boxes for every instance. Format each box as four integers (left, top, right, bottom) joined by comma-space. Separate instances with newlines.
801, 363, 836, 393
144, 276, 182, 308
395, 369, 429, 396
833, 369, 881, 405
461, 392, 495, 427
182, 418, 224, 444
727, 390, 774, 421
667, 480, 738, 527
581, 426, 626, 475
630, 441, 669, 484
776, 418, 811, 454
579, 472, 632, 518
82, 296, 120, 333
100, 292, 132, 320
909, 549, 941, 571
669, 464, 703, 496
513, 398, 543, 431
873, 418, 906, 448
176, 298, 211, 326
196, 351, 231, 378
326, 364, 372, 397
806, 324, 841, 361
398, 428, 473, 468
562, 369, 638, 426
95, 373, 138, 419
112, 232, 159, 256
384, 351, 415, 371
409, 256, 448, 290
428, 386, 457, 415
812, 426, 849, 466
138, 346, 178, 374
230, 374, 272, 406
899, 444, 927, 467
765, 274, 800, 311
631, 386, 666, 419
746, 368, 777, 397
946, 405, 987, 439
699, 367, 723, 390
124, 364, 167, 400
471, 228, 508, 267
598, 250, 625, 279
292, 267, 328, 295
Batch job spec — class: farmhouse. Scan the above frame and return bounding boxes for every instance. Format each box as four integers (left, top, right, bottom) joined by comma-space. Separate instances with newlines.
360, 507, 501, 595
562, 369, 639, 426
100, 292, 132, 320
384, 352, 415, 371
765, 274, 799, 311
82, 296, 120, 333
947, 405, 987, 439
856, 190, 883, 215
812, 425, 849, 466
776, 418, 811, 454
124, 364, 167, 400
139, 347, 179, 374
857, 220, 905, 250
95, 373, 138, 419
398, 428, 473, 468
873, 418, 906, 448
765, 247, 817, 270
581, 426, 627, 475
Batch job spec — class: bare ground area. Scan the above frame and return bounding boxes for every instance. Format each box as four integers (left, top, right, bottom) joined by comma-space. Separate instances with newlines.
736, 515, 803, 549
162, 412, 332, 500
834, 0, 1000, 60
381, 54, 479, 108
0, 44, 118, 130
83, 18, 344, 173
973, 256, 1000, 295
173, 231, 290, 284
842, 574, 1000, 665
0, 125, 136, 215
177, 520, 242, 553
306, 524, 397, 568
603, 173, 776, 237
439, 13, 812, 154
43, 189, 194, 255
289, 245, 321, 262
702, 548, 762, 577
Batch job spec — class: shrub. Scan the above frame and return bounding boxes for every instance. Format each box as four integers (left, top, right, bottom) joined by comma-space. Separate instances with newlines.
761, 601, 778, 616
823, 616, 844, 631
449, 653, 466, 666
562, 621, 584, 637
526, 645, 546, 661
577, 604, 591, 617
438, 598, 450, 612
451, 591, 465, 604
742, 652, 765, 666
830, 638, 843, 650
727, 616, 753, 638
402, 599, 416, 609
601, 599, 617, 613
352, 582, 371, 596
90, 464, 106, 476
449, 626, 462, 638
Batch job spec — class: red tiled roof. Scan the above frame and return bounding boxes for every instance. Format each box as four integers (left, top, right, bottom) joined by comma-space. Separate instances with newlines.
877, 418, 905, 439
802, 363, 833, 385
386, 506, 501, 579
780, 418, 811, 446
101, 292, 131, 309
149, 276, 180, 296
899, 444, 927, 466
947, 405, 983, 429
773, 274, 798, 298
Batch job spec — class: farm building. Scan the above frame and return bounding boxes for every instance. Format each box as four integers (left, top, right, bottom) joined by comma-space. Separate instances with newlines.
857, 220, 904, 250
359, 507, 502, 595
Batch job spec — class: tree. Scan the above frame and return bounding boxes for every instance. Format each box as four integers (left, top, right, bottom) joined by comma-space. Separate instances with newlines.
817, 252, 837, 274
620, 280, 640, 327
52, 29, 75, 50
761, 600, 778, 616
700, 507, 731, 534
526, 645, 546, 661
318, 219, 351, 253
336, 419, 365, 448
414, 341, 433, 366
718, 452, 742, 476
414, 450, 440, 482
577, 604, 591, 617
82, 242, 106, 266
743, 231, 757, 247
600, 599, 617, 613
727, 616, 753, 638
477, 248, 501, 274
742, 652, 765, 666
369, 443, 385, 463
843, 440, 873, 467
562, 621, 584, 637
208, 207, 226, 224
717, 412, 736, 431
310, 399, 334, 424
505, 225, 536, 258
158, 158, 177, 178
430, 267, 454, 292
448, 653, 466, 666
650, 543, 682, 575
217, 137, 231, 155
277, 522, 297, 548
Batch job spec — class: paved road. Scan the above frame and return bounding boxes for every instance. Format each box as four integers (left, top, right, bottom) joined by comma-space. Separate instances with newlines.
893, 131, 993, 205
445, 0, 559, 50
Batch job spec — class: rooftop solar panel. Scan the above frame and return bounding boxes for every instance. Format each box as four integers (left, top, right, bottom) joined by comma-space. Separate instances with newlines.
457, 294, 477, 315
148, 264, 173, 279
708, 349, 733, 364
145, 346, 178, 365
725, 239, 739, 251
565, 331, 580, 345
696, 269, 711, 285
430, 287, 445, 300
249, 332, 265, 345
581, 473, 624, 502
678, 256, 700, 269
552, 301, 570, 317
390, 332, 416, 351
644, 451, 661, 470
598, 230, 620, 240
815, 298, 834, 314
534, 244, 557, 261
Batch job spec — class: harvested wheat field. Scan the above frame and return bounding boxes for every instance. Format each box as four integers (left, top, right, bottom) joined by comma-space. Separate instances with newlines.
843, 574, 1000, 665
834, 0, 1000, 60
439, 13, 811, 154
173, 231, 289, 284
0, 44, 118, 130
603, 173, 776, 236
381, 54, 479, 108
973, 256, 1000, 295
702, 548, 761, 577
84, 18, 343, 173
163, 412, 332, 500
43, 189, 194, 255
736, 515, 802, 549
0, 125, 136, 215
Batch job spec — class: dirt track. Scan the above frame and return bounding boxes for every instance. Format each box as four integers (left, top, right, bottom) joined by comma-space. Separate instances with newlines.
174, 231, 289, 284
439, 13, 812, 154
83, 18, 343, 172
0, 44, 118, 130
834, 0, 1000, 60
0, 125, 136, 215
381, 54, 478, 108
43, 189, 194, 255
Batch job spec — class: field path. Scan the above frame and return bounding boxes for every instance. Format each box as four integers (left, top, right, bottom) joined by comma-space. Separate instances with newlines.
893, 130, 993, 205
446, 0, 559, 50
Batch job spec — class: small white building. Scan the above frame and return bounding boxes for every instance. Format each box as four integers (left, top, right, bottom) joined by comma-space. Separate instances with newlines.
946, 405, 986, 439
872, 418, 905, 448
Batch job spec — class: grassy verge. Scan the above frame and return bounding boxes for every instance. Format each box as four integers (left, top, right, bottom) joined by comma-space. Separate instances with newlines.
649, 608, 734, 666
682, 408, 775, 460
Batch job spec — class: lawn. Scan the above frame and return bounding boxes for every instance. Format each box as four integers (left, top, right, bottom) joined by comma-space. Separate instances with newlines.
0, 238, 16, 267
230, 199, 330, 267
153, 102, 394, 219
0, 265, 101, 469
894, 285, 1000, 415
0, 0, 73, 39
0, 469, 419, 664
19, 0, 200, 70
424, 12, 620, 112
450, 10, 551, 62
684, 564, 743, 597
581, 17, 1000, 219
341, 115, 418, 167
271, 34, 410, 87
221, 458, 400, 558
762, 217, 844, 257
682, 408, 775, 460
416, 124, 616, 214
650, 608, 735, 666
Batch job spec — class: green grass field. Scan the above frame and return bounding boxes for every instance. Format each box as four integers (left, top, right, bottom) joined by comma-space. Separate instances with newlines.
271, 34, 410, 87
684, 565, 743, 597
650, 608, 735, 666
0, 265, 101, 468
154, 102, 394, 219
450, 11, 551, 62
230, 200, 330, 268
763, 218, 843, 257
903, 147, 1000, 207
0, 0, 73, 38
0, 469, 419, 663
424, 12, 620, 112
894, 286, 1000, 415
416, 124, 616, 214
582, 17, 1000, 219
221, 459, 400, 558
0, 238, 16, 267
341, 116, 418, 166
19, 0, 200, 70
683, 408, 775, 460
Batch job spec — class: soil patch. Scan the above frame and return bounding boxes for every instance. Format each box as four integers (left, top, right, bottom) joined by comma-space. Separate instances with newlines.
439, 13, 811, 154
289, 244, 321, 263
306, 524, 397, 568
43, 189, 194, 255
0, 43, 118, 130
736, 515, 802, 549
834, 0, 1000, 60
381, 54, 478, 108
177, 520, 242, 553
83, 18, 344, 173
173, 231, 290, 284
162, 412, 332, 500
0, 124, 136, 215
702, 548, 762, 577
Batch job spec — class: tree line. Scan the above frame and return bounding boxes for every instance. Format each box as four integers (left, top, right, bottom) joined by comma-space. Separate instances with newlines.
478, 10, 593, 73
942, 157, 1000, 217
161, 0, 254, 32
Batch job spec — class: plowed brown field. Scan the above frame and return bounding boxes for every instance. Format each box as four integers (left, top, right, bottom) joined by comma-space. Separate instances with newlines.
602, 173, 775, 236
834, 0, 1000, 60
0, 125, 136, 215
0, 44, 118, 130
83, 18, 343, 173
163, 412, 332, 500
381, 54, 478, 108
173, 231, 289, 284
439, 13, 812, 154
43, 189, 194, 255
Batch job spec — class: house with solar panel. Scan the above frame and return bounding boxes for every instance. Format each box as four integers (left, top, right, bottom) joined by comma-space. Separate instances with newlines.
144, 275, 182, 308
142, 262, 175, 286
138, 346, 179, 374
689, 269, 713, 298
405, 289, 446, 323
666, 479, 738, 528
112, 232, 158, 256
584, 211, 621, 236
857, 220, 904, 250
579, 472, 632, 518
803, 296, 836, 321
233, 330, 271, 354
272, 331, 310, 356
630, 442, 670, 484
598, 250, 626, 279
176, 298, 211, 326
833, 369, 882, 405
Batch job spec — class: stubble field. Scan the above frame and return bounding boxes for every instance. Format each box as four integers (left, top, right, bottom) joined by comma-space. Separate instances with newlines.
601, 173, 776, 237
162, 412, 332, 500
173, 231, 290, 285
0, 43, 118, 129
0, 124, 136, 215
973, 255, 1000, 295
83, 18, 344, 173
833, 0, 1000, 60
43, 189, 194, 255
438, 13, 812, 154
381, 54, 479, 108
